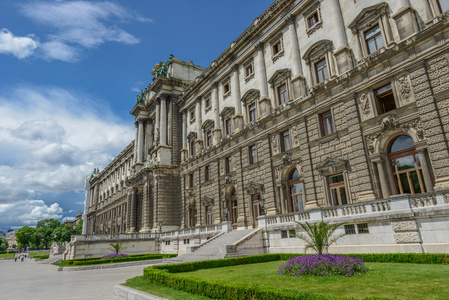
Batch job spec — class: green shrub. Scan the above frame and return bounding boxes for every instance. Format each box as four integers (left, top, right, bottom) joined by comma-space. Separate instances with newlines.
142, 253, 447, 300
59, 253, 177, 266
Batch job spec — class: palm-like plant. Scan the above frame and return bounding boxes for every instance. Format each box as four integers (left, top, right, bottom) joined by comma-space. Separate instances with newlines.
109, 241, 126, 254
292, 221, 345, 254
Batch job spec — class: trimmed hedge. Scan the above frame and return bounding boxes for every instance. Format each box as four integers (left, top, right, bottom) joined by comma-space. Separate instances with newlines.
33, 255, 49, 259
60, 253, 177, 266
142, 253, 449, 300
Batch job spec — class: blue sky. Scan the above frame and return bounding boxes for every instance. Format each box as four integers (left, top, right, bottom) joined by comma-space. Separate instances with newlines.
0, 0, 274, 230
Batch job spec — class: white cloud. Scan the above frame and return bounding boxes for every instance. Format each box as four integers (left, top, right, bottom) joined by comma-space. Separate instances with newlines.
0, 200, 63, 227
0, 84, 134, 228
0, 28, 39, 59
18, 1, 150, 62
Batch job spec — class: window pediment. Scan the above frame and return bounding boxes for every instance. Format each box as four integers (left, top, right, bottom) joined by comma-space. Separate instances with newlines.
241, 89, 260, 105
245, 181, 264, 194
187, 131, 197, 140
316, 157, 348, 175
349, 3, 388, 33
201, 194, 214, 206
202, 119, 215, 131
303, 40, 333, 64
220, 107, 235, 119
268, 69, 291, 86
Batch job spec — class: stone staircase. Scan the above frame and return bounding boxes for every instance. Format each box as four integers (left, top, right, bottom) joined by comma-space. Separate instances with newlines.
176, 228, 262, 262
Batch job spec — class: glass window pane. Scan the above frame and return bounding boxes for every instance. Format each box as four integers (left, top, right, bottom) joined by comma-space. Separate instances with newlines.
375, 34, 384, 49
410, 171, 422, 194
396, 155, 415, 170
365, 25, 381, 39
289, 169, 299, 180
340, 187, 347, 205
367, 39, 377, 54
331, 188, 339, 206
293, 195, 300, 212
399, 173, 411, 194
390, 136, 414, 153
298, 194, 304, 211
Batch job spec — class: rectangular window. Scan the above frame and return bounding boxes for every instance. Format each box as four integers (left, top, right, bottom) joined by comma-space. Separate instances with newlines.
320, 110, 335, 136
272, 40, 282, 55
183, 239, 190, 244
205, 97, 211, 110
206, 205, 213, 225
205, 165, 211, 181
280, 130, 291, 152
308, 12, 319, 27
365, 25, 384, 54
249, 144, 258, 164
245, 64, 254, 77
225, 118, 232, 136
375, 84, 396, 114
223, 83, 230, 95
437, 0, 449, 13
206, 130, 212, 147
249, 103, 257, 122
189, 173, 194, 188
344, 224, 356, 235
190, 140, 195, 156
165, 241, 170, 245
328, 173, 347, 206
190, 110, 195, 121
225, 156, 232, 173
281, 230, 288, 239
278, 83, 288, 105
357, 223, 369, 234
315, 58, 329, 83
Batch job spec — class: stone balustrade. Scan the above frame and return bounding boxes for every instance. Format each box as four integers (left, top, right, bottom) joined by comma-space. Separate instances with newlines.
258, 190, 449, 228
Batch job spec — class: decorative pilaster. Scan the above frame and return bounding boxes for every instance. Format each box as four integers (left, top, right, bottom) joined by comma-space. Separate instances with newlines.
137, 117, 145, 163
212, 83, 222, 144
160, 95, 168, 146
372, 156, 391, 198
231, 64, 244, 132
286, 15, 306, 98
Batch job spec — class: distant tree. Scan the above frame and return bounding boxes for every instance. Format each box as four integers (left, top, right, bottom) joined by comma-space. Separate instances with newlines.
53, 224, 73, 243
36, 219, 61, 248
0, 237, 8, 251
75, 220, 83, 235
292, 221, 345, 255
16, 226, 36, 249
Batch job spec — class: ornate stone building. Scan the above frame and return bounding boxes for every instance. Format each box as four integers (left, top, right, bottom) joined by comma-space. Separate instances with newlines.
78, 0, 449, 258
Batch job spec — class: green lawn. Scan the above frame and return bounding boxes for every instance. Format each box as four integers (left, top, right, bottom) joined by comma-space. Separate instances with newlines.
169, 260, 449, 299
0, 252, 15, 259
123, 276, 211, 300
28, 251, 50, 258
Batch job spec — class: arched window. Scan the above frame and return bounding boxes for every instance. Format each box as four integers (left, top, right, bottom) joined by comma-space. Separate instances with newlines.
288, 169, 304, 212
388, 135, 426, 194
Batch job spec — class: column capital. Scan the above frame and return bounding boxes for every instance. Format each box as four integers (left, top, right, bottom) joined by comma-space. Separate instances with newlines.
370, 153, 386, 163
231, 64, 239, 72
160, 93, 170, 101
285, 14, 296, 25
212, 82, 218, 89
136, 116, 148, 123
255, 42, 264, 51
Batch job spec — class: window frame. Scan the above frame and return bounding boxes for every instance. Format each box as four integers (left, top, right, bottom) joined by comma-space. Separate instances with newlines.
277, 83, 288, 106
205, 97, 212, 112
225, 118, 232, 136
319, 110, 335, 136
248, 102, 257, 122
205, 130, 212, 147
249, 144, 258, 165
374, 83, 397, 115
328, 173, 348, 206
189, 172, 194, 188
364, 24, 384, 55
225, 156, 232, 174
315, 58, 329, 84
280, 130, 291, 152
204, 165, 211, 182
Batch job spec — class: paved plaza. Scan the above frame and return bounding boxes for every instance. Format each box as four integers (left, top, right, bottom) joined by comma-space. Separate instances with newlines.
0, 259, 148, 300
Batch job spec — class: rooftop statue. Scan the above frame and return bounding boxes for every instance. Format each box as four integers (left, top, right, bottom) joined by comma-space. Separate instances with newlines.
151, 54, 174, 81
135, 89, 145, 105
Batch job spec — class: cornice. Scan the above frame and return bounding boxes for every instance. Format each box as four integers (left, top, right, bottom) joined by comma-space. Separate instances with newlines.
179, 0, 294, 104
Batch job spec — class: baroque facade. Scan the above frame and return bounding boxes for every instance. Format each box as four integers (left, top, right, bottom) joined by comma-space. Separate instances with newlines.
80, 0, 449, 257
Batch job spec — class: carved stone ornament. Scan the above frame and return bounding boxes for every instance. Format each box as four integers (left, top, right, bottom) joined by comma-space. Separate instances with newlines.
282, 153, 291, 165
274, 166, 281, 181
225, 176, 233, 185
380, 115, 399, 131
292, 125, 300, 145
359, 93, 371, 115
398, 75, 412, 104
272, 135, 278, 152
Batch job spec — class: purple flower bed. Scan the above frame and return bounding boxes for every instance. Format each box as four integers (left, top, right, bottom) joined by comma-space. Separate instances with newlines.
102, 253, 128, 259
278, 254, 367, 277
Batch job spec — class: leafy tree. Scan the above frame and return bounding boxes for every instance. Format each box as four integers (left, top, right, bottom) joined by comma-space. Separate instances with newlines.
53, 224, 73, 243
0, 237, 8, 251
36, 219, 61, 248
15, 226, 36, 249
293, 221, 345, 255
75, 219, 83, 235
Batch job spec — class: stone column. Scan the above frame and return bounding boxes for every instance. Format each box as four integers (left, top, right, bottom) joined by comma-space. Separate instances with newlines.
129, 189, 137, 233
372, 156, 390, 198
133, 121, 138, 163
155, 101, 160, 145
416, 148, 434, 192
255, 43, 271, 117
140, 181, 150, 232
286, 15, 303, 77
160, 95, 167, 146
196, 99, 203, 140
181, 111, 188, 161
328, 0, 352, 74
137, 117, 145, 163
231, 64, 243, 132
212, 83, 222, 144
